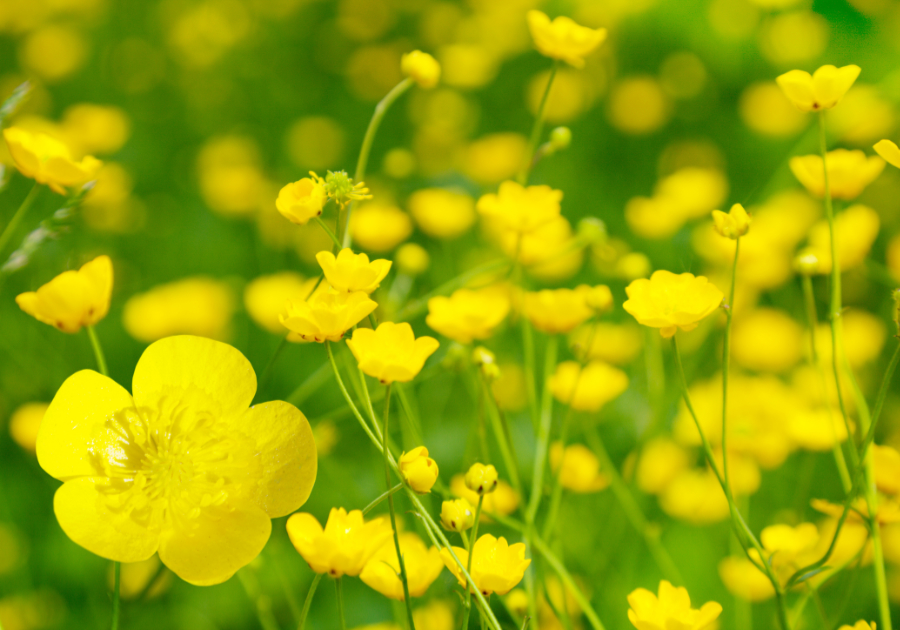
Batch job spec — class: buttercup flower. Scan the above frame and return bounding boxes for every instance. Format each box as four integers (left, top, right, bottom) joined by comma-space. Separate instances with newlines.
123, 277, 235, 343
450, 475, 519, 519
441, 498, 475, 532
476, 181, 563, 234
806, 204, 880, 273
440, 534, 531, 596
394, 243, 430, 276
280, 286, 377, 343
9, 402, 48, 453
839, 622, 876, 630
526, 10, 607, 69
549, 443, 609, 493
875, 139, 900, 168
276, 175, 327, 225
776, 64, 861, 112
317, 248, 392, 294
426, 286, 510, 344
401, 50, 441, 89
16, 255, 113, 333
548, 361, 629, 412
712, 203, 751, 239
244, 272, 317, 334
627, 580, 722, 630
360, 532, 443, 600
38, 336, 317, 585
3, 126, 101, 194
623, 270, 724, 338
349, 203, 413, 253
398, 446, 439, 493
789, 150, 885, 200
408, 188, 476, 239
465, 463, 498, 495
287, 507, 391, 577
346, 322, 439, 383
522, 287, 595, 334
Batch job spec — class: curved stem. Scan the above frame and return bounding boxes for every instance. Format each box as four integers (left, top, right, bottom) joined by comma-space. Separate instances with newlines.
86, 325, 109, 377
477, 371, 522, 495
517, 62, 558, 185
111, 561, 121, 630
334, 578, 346, 630
314, 215, 343, 251
526, 335, 558, 523
297, 573, 323, 630
461, 496, 484, 630
363, 483, 403, 516
721, 238, 740, 493
0, 182, 39, 258
531, 535, 605, 630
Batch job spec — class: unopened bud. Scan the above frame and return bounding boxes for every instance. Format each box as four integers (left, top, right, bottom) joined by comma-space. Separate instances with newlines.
577, 217, 607, 244
794, 248, 820, 276
549, 126, 572, 150
464, 463, 498, 495
711, 203, 751, 239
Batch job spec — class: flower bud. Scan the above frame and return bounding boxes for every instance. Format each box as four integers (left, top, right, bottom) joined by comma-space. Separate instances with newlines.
711, 203, 750, 239
401, 50, 441, 89
577, 217, 607, 244
583, 285, 613, 314
472, 346, 501, 380
395, 243, 430, 276
465, 463, 498, 495
398, 446, 439, 493
794, 248, 820, 276
549, 126, 572, 151
440, 498, 475, 532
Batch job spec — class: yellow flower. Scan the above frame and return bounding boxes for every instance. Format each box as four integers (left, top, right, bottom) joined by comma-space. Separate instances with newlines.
16, 255, 113, 334
776, 64, 861, 112
549, 442, 608, 493
287, 507, 391, 578
61, 103, 131, 156
347, 322, 439, 383
408, 188, 476, 239
569, 322, 643, 365
440, 534, 531, 596
280, 286, 377, 343
711, 203, 751, 239
349, 203, 413, 253
476, 180, 563, 234
522, 287, 594, 335
635, 437, 691, 496
789, 150, 885, 200
731, 308, 804, 373
839, 622, 876, 630
718, 556, 775, 602
401, 50, 441, 89
398, 446, 440, 493
623, 270, 724, 338
37, 336, 317, 585
450, 475, 519, 519
875, 138, 900, 168
3, 126, 101, 194
627, 580, 722, 630
413, 600, 455, 630
548, 361, 629, 412
426, 286, 510, 344
9, 402, 49, 453
244, 272, 317, 334
360, 533, 443, 600
526, 10, 607, 69
276, 175, 327, 225
875, 445, 900, 495
465, 463, 498, 495
659, 468, 730, 524
441, 499, 475, 532
394, 243, 430, 276
123, 277, 235, 343
806, 204, 880, 273
317, 248, 392, 294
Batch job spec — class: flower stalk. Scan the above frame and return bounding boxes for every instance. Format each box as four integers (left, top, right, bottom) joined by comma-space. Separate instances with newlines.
518, 61, 559, 185
0, 182, 39, 258
297, 573, 323, 630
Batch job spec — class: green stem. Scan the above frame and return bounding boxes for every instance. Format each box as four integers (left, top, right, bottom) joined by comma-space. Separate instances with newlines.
335, 578, 346, 630
342, 78, 414, 248
314, 215, 343, 251
478, 372, 522, 495
362, 482, 404, 516
526, 335, 558, 523
0, 182, 39, 258
111, 561, 121, 630
257, 335, 289, 399
721, 238, 740, 494
325, 342, 380, 447
531, 535, 605, 630
521, 318, 540, 434
518, 62, 558, 185
462, 496, 484, 630
87, 325, 109, 377
297, 573, 323, 630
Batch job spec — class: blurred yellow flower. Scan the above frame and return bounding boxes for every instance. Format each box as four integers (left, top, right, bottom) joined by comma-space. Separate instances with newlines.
395, 243, 430, 276
828, 85, 895, 145
491, 363, 527, 412
523, 287, 594, 334
548, 360, 629, 412
197, 135, 265, 217
476, 180, 562, 234
398, 446, 440, 493
739, 81, 807, 137
401, 50, 441, 89
347, 322, 438, 384
806, 204, 880, 273
114, 555, 171, 600
711, 203, 750, 239
450, 474, 521, 519
463, 133, 527, 185
123, 277, 235, 343
549, 442, 608, 493
276, 175, 327, 225
623, 270, 724, 338
361, 533, 443, 601
38, 336, 316, 585
776, 64, 861, 112
287, 507, 391, 577
317, 248, 392, 293
625, 196, 685, 239
607, 77, 671, 135
465, 463, 498, 495
244, 272, 317, 334
3, 127, 101, 195
412, 599, 455, 630
731, 308, 804, 373
440, 534, 530, 596
313, 419, 339, 456
839, 622, 876, 630
440, 498, 475, 532
569, 322, 643, 365
789, 150, 885, 200
875, 445, 900, 495
61, 104, 131, 156
526, 10, 607, 68
814, 309, 886, 369
627, 580, 722, 630
426, 286, 510, 344
16, 255, 113, 334
349, 203, 413, 253
659, 468, 730, 524
408, 188, 476, 239
718, 556, 775, 602
280, 286, 377, 343
656, 167, 730, 221
635, 437, 692, 495
875, 138, 900, 168
8, 402, 48, 453
19, 25, 88, 82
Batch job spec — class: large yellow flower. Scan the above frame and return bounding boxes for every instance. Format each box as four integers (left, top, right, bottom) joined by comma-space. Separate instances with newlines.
623, 270, 724, 338
426, 286, 510, 344
476, 180, 562, 234
16, 255, 113, 333
36, 336, 317, 585
280, 285, 377, 343
346, 322, 439, 383
360, 532, 444, 600
526, 10, 607, 69
441, 534, 531, 596
775, 64, 860, 112
627, 580, 722, 630
3, 126, 101, 194
286, 507, 392, 577
316, 248, 392, 294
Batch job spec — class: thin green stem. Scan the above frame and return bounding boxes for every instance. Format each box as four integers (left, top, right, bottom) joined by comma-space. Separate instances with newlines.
531, 535, 605, 630
87, 325, 109, 377
325, 342, 380, 447
521, 318, 540, 434
478, 371, 522, 495
526, 335, 559, 523
334, 578, 346, 630
518, 62, 559, 185
297, 573, 323, 630
462, 496, 484, 630
257, 335, 289, 398
0, 182, 39, 257
343, 78, 414, 247
111, 561, 121, 630
314, 215, 343, 251
363, 482, 404, 516
721, 238, 740, 493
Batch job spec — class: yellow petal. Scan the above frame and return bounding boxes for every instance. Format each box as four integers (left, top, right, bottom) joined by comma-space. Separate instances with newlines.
875, 139, 900, 169
131, 335, 256, 417
37, 370, 136, 480
776, 69, 815, 111
811, 64, 860, 109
